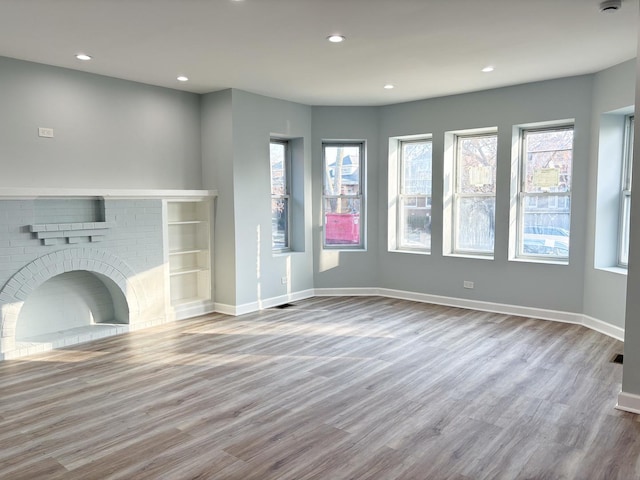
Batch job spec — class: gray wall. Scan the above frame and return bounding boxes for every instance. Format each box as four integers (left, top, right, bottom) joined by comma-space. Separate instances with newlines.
312, 107, 381, 288
0, 56, 202, 189
0, 53, 636, 334
201, 89, 314, 308
622, 39, 640, 395
201, 90, 236, 306
584, 60, 636, 329
308, 78, 594, 313
232, 90, 314, 306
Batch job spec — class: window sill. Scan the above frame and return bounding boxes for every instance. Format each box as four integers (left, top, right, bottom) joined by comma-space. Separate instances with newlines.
595, 266, 627, 276
509, 257, 568, 266
389, 249, 431, 256
272, 250, 304, 257
443, 253, 494, 261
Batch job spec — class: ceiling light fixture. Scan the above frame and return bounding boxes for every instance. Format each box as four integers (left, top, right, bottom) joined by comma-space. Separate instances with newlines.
384, 84, 395, 89
75, 53, 92, 61
327, 35, 346, 43
177, 76, 189, 82
482, 66, 495, 73
599, 0, 622, 12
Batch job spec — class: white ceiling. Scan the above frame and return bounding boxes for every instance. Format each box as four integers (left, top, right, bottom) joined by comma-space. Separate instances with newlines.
0, 0, 637, 106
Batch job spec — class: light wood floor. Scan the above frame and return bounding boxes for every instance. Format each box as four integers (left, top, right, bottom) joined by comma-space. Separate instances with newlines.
1, 296, 638, 480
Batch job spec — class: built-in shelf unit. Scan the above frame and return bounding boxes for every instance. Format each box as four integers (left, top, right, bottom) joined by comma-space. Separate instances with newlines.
166, 197, 214, 319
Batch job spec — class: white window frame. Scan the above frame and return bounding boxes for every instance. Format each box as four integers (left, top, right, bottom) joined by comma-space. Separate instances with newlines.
270, 139, 291, 252
451, 131, 498, 257
515, 124, 574, 262
398, 137, 432, 252
618, 115, 634, 267
322, 141, 365, 249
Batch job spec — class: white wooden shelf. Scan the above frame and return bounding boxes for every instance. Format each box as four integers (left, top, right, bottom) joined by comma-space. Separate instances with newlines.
166, 198, 213, 315
171, 296, 210, 307
170, 266, 209, 276
168, 220, 208, 225
169, 248, 206, 256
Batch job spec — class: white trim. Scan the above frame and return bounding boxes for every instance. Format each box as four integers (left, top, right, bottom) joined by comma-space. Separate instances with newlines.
378, 288, 583, 324
314, 287, 622, 341
616, 392, 640, 414
213, 303, 237, 316
173, 300, 216, 321
212, 287, 624, 342
214, 289, 315, 316
314, 287, 380, 297
582, 315, 625, 342
0, 187, 217, 199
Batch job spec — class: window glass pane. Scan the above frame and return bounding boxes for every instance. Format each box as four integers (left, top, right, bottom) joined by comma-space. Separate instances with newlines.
457, 135, 497, 194
271, 198, 288, 250
402, 141, 432, 195
400, 196, 431, 249
323, 197, 361, 246
456, 196, 495, 253
524, 129, 573, 194
620, 116, 633, 266
270, 142, 286, 195
521, 194, 570, 258
620, 194, 631, 266
627, 117, 634, 189
324, 145, 361, 195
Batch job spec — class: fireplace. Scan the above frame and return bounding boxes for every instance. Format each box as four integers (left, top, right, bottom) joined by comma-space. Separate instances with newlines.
0, 188, 215, 360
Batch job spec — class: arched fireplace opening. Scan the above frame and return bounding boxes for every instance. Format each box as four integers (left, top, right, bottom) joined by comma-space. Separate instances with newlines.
16, 270, 129, 344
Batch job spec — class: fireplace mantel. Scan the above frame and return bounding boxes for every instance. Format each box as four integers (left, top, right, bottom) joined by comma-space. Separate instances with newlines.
0, 187, 217, 199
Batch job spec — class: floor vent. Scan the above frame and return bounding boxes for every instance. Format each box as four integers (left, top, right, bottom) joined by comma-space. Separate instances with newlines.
612, 353, 624, 364
274, 303, 295, 309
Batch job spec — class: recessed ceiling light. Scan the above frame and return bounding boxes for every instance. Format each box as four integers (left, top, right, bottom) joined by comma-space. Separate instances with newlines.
384, 84, 395, 90
177, 76, 189, 82
327, 35, 346, 43
482, 66, 495, 73
75, 54, 92, 61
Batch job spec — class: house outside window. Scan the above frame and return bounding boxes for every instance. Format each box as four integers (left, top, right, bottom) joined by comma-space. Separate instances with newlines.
270, 140, 290, 251
516, 125, 574, 261
322, 142, 365, 249
398, 139, 432, 251
452, 132, 498, 255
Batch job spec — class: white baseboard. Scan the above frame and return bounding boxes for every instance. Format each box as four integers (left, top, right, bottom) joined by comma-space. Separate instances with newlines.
616, 391, 640, 414
314, 287, 623, 342
583, 315, 625, 342
173, 300, 216, 321
314, 287, 380, 297
213, 287, 624, 342
379, 288, 584, 324
213, 302, 237, 316
214, 289, 315, 316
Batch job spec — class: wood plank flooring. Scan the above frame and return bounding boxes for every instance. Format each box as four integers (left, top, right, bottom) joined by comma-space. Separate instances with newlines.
0, 296, 638, 479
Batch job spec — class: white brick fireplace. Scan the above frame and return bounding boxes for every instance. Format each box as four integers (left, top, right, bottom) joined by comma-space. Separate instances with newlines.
0, 188, 215, 360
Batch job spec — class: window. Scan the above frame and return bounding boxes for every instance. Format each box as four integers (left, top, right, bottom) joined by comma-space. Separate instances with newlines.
398, 139, 432, 250
322, 142, 364, 248
270, 140, 290, 251
516, 125, 574, 260
619, 115, 634, 267
452, 133, 497, 255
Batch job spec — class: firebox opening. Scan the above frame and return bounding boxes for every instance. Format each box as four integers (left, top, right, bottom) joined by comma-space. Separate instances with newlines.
15, 270, 129, 344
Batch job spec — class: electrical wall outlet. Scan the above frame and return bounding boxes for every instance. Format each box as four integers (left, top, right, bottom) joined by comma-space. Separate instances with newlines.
463, 280, 474, 289
38, 127, 54, 138
281, 276, 288, 285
